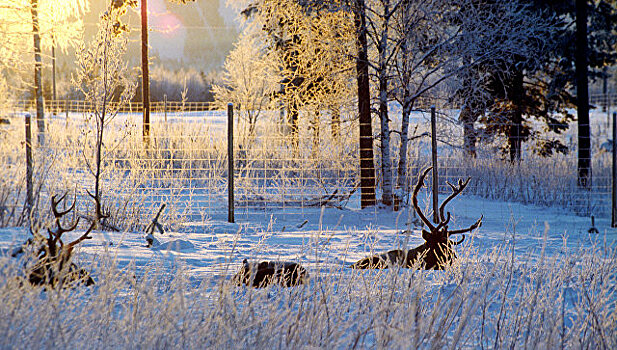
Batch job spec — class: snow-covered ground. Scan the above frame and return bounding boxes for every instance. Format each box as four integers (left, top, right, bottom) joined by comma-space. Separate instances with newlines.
1, 191, 616, 348
2, 191, 614, 279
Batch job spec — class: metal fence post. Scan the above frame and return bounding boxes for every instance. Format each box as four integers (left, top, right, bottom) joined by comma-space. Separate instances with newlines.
164, 94, 167, 123
611, 112, 617, 227
431, 106, 439, 223
25, 114, 33, 213
65, 100, 69, 128
228, 103, 235, 223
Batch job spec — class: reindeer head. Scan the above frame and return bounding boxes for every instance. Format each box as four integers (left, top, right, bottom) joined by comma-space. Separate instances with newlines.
44, 194, 96, 258
412, 167, 482, 254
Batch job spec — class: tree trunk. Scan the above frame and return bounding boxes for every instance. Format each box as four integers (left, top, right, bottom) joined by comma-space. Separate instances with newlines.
278, 84, 287, 135
508, 70, 524, 162
141, 0, 150, 142
354, 0, 376, 208
378, 1, 393, 207
576, 0, 591, 188
459, 53, 478, 158
460, 106, 477, 158
52, 41, 57, 101
289, 101, 299, 154
396, 2, 410, 196
25, 114, 33, 213
331, 106, 340, 141
602, 66, 608, 113
396, 90, 412, 192
311, 110, 320, 158
379, 75, 392, 206
94, 115, 104, 225
31, 0, 45, 145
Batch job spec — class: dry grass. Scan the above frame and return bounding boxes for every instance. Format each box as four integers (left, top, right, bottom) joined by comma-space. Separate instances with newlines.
0, 233, 615, 349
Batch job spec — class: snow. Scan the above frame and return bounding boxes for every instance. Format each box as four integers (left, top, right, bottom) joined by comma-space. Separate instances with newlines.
1, 192, 615, 347
2, 191, 614, 281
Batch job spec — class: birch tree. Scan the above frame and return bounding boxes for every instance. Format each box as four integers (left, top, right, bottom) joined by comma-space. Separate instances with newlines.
73, 0, 136, 227
365, 0, 400, 206
212, 32, 279, 145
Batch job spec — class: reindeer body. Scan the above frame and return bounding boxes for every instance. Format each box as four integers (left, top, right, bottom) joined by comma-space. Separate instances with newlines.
28, 257, 94, 287
234, 259, 308, 288
351, 242, 457, 270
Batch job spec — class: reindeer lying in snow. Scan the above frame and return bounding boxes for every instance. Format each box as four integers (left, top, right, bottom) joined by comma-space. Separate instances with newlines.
233, 259, 308, 288
15, 194, 95, 288
352, 167, 482, 270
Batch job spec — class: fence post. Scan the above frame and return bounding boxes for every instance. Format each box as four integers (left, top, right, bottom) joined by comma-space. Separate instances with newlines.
431, 106, 439, 223
607, 93, 612, 132
65, 100, 69, 128
164, 94, 167, 123
25, 114, 33, 213
228, 103, 235, 223
612, 112, 616, 228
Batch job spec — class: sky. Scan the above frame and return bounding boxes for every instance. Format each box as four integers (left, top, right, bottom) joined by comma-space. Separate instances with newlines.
79, 0, 240, 71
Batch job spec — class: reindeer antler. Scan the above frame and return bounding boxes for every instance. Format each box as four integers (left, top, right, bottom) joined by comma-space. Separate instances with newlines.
412, 167, 436, 231
49, 194, 80, 242
51, 193, 76, 218
439, 178, 471, 223
48, 194, 94, 253
449, 215, 483, 237
445, 215, 483, 247
412, 167, 482, 246
65, 222, 96, 252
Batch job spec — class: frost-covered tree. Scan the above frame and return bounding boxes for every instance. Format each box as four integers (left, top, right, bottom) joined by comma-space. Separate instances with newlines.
73, 0, 136, 227
233, 0, 559, 208
542, 0, 616, 187
239, 0, 356, 153
351, 0, 556, 206
453, 0, 617, 171
453, 1, 567, 162
0, 0, 88, 144
213, 32, 278, 143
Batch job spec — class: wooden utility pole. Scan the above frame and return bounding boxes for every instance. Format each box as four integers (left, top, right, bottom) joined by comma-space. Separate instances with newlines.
141, 0, 150, 141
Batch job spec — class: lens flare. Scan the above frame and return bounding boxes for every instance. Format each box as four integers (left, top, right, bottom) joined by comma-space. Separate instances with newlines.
149, 0, 182, 38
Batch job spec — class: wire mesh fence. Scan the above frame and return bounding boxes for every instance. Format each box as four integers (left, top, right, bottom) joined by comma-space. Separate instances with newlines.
0, 98, 614, 228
